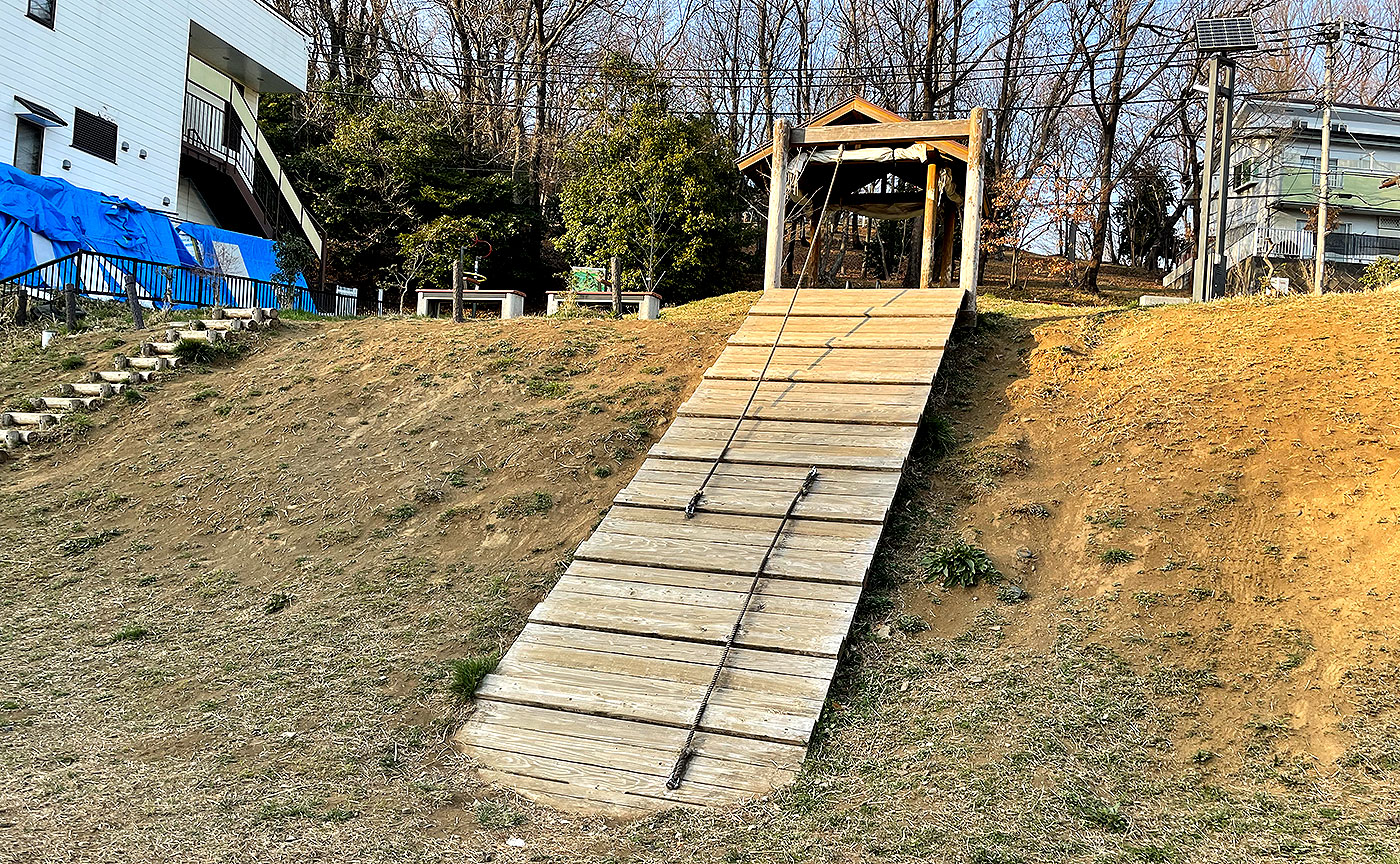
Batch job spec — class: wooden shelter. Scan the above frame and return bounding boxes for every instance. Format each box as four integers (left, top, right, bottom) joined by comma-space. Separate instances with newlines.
738, 97, 988, 307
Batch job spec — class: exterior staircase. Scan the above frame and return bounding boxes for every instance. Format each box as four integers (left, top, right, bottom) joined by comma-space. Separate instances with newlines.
182, 60, 324, 257
0, 307, 277, 450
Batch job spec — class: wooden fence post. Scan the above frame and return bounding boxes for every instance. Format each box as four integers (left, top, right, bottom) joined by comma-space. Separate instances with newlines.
452, 257, 464, 323
610, 256, 621, 317
124, 275, 145, 329
14, 290, 26, 326
64, 283, 77, 331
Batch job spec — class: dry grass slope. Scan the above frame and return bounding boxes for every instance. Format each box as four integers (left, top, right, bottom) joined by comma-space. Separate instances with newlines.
1, 287, 1397, 863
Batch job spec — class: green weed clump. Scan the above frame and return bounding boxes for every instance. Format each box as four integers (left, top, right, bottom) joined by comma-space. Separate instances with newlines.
59, 529, 124, 556
1100, 548, 1136, 565
922, 414, 958, 459
449, 653, 501, 700
173, 337, 246, 365
495, 491, 554, 518
110, 624, 149, 643
59, 354, 86, 370
382, 502, 417, 522
922, 541, 1003, 589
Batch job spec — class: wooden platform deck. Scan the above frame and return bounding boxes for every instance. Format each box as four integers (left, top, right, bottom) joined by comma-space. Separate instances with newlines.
455, 287, 967, 815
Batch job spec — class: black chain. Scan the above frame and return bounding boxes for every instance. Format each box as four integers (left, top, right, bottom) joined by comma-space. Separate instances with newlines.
666, 465, 819, 790
685, 147, 845, 519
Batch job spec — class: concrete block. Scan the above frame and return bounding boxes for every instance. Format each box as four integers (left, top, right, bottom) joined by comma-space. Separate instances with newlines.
1139, 295, 1192, 307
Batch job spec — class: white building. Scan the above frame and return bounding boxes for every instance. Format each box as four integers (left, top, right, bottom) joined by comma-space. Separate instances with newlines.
1212, 98, 1400, 271
3, 0, 321, 256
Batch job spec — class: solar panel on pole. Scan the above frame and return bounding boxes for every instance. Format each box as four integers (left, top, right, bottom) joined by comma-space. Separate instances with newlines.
1195, 17, 1259, 53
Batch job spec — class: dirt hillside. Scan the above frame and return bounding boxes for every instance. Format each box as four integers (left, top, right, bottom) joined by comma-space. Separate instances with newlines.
1, 287, 1397, 863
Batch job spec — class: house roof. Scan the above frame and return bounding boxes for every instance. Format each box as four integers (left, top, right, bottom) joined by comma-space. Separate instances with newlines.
736, 96, 913, 171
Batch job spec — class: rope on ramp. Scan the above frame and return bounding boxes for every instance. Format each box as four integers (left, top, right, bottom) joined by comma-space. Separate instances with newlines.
667, 148, 847, 790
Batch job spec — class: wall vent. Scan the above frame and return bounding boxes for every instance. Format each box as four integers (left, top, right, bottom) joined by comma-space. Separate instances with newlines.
71, 108, 118, 162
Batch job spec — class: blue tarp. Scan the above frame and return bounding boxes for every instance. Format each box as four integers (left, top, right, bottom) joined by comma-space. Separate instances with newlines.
176, 222, 314, 311
0, 164, 313, 311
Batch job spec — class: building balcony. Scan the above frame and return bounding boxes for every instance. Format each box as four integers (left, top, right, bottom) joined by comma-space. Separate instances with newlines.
1254, 227, 1400, 264
1277, 169, 1400, 214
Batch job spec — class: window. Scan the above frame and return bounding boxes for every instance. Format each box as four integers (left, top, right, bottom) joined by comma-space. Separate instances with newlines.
221, 102, 242, 153
71, 108, 117, 162
1232, 157, 1257, 189
14, 118, 44, 174
26, 0, 55, 27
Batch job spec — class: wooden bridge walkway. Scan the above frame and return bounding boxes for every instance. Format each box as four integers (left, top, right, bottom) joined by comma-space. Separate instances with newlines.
455, 287, 967, 815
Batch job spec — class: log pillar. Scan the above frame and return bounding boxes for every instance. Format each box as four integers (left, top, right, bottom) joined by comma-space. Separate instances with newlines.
763, 119, 791, 294
939, 199, 958, 286
959, 106, 988, 305
919, 161, 941, 289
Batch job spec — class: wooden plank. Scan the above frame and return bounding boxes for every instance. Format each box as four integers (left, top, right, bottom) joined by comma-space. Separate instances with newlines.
517, 621, 842, 679
554, 573, 857, 620
574, 532, 873, 584
704, 345, 945, 385
465, 719, 798, 792
532, 584, 853, 656
475, 661, 823, 742
476, 769, 664, 817
615, 479, 893, 522
630, 457, 902, 497
502, 638, 840, 697
467, 701, 808, 767
729, 315, 952, 349
470, 750, 769, 810
678, 380, 931, 426
602, 505, 882, 544
649, 440, 907, 471
587, 508, 882, 560
790, 119, 970, 145
654, 416, 915, 456
748, 288, 964, 318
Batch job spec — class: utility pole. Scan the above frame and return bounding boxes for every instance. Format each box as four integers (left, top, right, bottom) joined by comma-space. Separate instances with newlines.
1313, 21, 1342, 297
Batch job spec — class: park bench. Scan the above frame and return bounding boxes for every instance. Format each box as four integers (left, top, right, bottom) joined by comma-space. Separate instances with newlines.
416, 287, 525, 319
545, 290, 661, 320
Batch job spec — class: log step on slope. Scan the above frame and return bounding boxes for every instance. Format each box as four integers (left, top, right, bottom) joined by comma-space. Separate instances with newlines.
455, 287, 967, 814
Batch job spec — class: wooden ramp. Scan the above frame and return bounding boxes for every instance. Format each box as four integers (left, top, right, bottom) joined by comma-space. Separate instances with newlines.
456, 287, 966, 815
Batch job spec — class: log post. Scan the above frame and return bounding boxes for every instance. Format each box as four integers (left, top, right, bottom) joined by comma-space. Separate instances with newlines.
609, 255, 622, 317
451, 257, 464, 323
124, 274, 145, 330
959, 106, 989, 306
919, 162, 941, 289
763, 119, 791, 294
14, 290, 26, 326
806, 212, 824, 284
939, 199, 958, 286
64, 283, 77, 331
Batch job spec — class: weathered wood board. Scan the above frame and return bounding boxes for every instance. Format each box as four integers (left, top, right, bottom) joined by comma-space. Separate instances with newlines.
455, 287, 965, 814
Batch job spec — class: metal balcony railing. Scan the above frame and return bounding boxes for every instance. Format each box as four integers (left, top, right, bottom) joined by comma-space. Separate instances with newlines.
183, 91, 258, 189
1254, 227, 1400, 262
